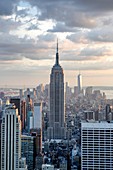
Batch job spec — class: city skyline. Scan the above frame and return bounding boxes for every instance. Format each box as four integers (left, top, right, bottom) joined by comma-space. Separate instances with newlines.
0, 1, 113, 87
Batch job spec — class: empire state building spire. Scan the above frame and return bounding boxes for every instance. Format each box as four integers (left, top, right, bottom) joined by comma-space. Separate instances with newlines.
56, 39, 59, 65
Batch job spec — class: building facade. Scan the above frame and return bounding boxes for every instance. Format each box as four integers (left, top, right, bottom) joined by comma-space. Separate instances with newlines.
21, 135, 35, 170
48, 41, 65, 139
81, 121, 113, 170
21, 99, 26, 131
34, 103, 42, 129
1, 104, 21, 170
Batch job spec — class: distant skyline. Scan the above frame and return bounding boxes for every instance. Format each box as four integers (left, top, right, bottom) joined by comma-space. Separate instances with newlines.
0, 1, 113, 87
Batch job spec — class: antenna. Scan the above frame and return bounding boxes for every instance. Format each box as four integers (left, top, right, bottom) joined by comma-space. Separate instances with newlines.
56, 38, 59, 65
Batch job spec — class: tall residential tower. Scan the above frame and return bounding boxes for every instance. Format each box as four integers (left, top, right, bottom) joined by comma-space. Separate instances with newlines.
1, 104, 21, 170
48, 41, 65, 139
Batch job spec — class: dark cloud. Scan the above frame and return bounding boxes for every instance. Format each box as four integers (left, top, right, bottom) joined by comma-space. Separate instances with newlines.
63, 60, 113, 71
0, 33, 55, 61
0, 0, 113, 66
0, 29, 111, 63
25, 0, 113, 29
61, 46, 110, 61
1, 0, 113, 26
27, 0, 113, 13
0, 56, 22, 61
0, 17, 21, 33
38, 33, 56, 42
0, 0, 18, 15
48, 22, 80, 32
67, 27, 113, 43
87, 28, 113, 42
37, 4, 97, 28
75, 0, 113, 12
79, 47, 110, 57
0, 0, 112, 29
66, 32, 88, 44
0, 42, 51, 61
65, 12, 97, 28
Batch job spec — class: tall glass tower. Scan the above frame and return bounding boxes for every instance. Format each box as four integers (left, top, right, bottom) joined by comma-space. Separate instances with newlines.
78, 73, 82, 94
48, 40, 65, 139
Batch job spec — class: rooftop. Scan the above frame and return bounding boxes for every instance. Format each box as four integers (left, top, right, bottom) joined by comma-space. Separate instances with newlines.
81, 121, 113, 129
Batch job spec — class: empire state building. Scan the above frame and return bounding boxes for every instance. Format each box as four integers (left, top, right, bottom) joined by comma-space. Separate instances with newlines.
48, 41, 65, 139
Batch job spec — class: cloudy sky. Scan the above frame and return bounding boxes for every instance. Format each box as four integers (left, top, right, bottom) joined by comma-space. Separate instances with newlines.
0, 0, 113, 88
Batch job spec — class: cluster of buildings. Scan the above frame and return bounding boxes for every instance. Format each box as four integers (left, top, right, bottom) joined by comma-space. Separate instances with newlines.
0, 41, 113, 170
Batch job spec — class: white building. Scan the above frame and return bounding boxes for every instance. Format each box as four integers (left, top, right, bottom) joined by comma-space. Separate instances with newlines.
81, 121, 113, 170
34, 103, 42, 129
1, 104, 21, 170
30, 116, 34, 129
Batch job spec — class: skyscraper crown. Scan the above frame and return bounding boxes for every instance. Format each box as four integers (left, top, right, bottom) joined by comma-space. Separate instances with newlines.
52, 39, 63, 72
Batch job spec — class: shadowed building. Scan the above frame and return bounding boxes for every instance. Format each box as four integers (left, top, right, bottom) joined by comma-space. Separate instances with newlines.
30, 129, 43, 170
21, 99, 26, 131
21, 135, 35, 170
10, 98, 20, 115
0, 111, 3, 168
48, 40, 65, 139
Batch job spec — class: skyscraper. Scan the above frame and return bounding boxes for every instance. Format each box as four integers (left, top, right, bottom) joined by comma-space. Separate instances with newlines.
21, 99, 26, 131
1, 104, 21, 170
0, 111, 3, 168
10, 98, 20, 115
34, 103, 42, 129
21, 135, 35, 170
81, 121, 113, 169
78, 73, 82, 94
106, 104, 111, 121
48, 40, 65, 139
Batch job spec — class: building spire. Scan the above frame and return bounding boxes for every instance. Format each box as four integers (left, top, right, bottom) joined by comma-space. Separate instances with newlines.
57, 38, 58, 53
56, 38, 59, 65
